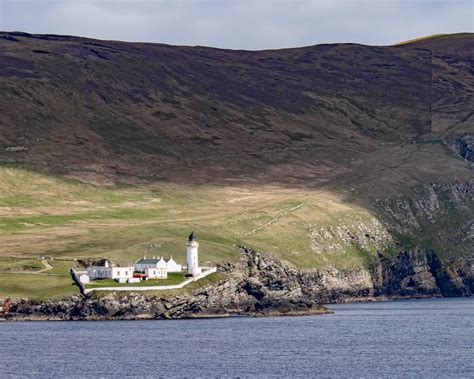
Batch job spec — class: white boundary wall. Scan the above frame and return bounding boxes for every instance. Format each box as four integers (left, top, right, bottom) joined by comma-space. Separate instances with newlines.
84, 267, 217, 294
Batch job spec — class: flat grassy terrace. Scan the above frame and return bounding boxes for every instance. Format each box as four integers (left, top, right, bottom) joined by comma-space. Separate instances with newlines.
0, 272, 77, 300
91, 272, 227, 298
85, 272, 186, 288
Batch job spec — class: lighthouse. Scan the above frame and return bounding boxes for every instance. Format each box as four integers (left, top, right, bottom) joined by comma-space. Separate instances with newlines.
186, 231, 202, 277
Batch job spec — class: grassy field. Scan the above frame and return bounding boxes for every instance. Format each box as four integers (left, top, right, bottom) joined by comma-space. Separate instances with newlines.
0, 165, 388, 299
0, 272, 77, 300
91, 272, 228, 298
85, 272, 186, 288
0, 151, 471, 300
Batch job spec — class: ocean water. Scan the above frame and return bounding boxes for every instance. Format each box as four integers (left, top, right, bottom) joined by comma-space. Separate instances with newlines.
0, 298, 472, 378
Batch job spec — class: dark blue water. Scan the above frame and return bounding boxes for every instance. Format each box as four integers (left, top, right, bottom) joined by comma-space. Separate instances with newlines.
0, 298, 472, 378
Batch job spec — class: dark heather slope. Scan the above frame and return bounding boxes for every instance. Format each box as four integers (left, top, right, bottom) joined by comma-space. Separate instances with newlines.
0, 32, 471, 188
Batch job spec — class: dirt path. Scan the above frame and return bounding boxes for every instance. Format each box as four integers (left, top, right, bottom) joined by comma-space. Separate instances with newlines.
10, 259, 53, 275
38, 259, 52, 273
243, 202, 305, 236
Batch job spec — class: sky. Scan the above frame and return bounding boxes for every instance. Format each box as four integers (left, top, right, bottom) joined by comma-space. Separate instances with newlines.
0, 0, 472, 50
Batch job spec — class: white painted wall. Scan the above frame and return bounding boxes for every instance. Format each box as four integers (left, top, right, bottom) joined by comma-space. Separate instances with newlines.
87, 266, 134, 279
87, 267, 112, 279
187, 241, 202, 276
166, 258, 182, 272
79, 274, 90, 284
112, 266, 134, 279
145, 267, 167, 279
84, 267, 217, 294
135, 262, 153, 272
135, 259, 167, 273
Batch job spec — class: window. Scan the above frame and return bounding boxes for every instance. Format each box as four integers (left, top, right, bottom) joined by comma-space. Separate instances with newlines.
117, 271, 121, 276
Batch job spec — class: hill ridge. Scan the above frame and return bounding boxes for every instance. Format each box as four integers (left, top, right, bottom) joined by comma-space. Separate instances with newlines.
2, 30, 472, 51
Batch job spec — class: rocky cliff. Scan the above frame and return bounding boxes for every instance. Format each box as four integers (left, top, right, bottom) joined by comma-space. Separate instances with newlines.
2, 243, 472, 321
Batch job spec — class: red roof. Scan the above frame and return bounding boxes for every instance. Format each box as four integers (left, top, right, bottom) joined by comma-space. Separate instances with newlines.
133, 273, 148, 278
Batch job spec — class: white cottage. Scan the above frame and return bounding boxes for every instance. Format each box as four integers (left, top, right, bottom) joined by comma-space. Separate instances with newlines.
135, 256, 178, 273
145, 267, 167, 279
87, 260, 134, 281
135, 257, 159, 272
165, 257, 182, 272
111, 266, 134, 280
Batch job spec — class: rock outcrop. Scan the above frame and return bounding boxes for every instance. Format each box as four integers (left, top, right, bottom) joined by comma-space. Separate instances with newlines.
2, 245, 472, 321
447, 134, 474, 163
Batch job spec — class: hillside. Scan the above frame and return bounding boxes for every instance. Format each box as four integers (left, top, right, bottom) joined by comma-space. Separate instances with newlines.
0, 32, 472, 186
0, 32, 472, 302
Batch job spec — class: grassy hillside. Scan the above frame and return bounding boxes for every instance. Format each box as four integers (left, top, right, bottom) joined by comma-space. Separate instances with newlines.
0, 165, 393, 298
1, 158, 471, 299
0, 33, 472, 299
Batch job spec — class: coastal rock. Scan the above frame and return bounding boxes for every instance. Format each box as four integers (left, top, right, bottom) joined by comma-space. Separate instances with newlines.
3, 181, 472, 321
3, 244, 472, 321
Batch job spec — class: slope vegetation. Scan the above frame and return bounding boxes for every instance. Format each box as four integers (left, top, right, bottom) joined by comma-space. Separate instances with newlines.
0, 32, 472, 299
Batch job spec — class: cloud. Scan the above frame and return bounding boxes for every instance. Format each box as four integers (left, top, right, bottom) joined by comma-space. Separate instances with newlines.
0, 0, 472, 49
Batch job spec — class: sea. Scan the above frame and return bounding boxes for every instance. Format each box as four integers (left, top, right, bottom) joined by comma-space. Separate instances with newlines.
0, 298, 472, 378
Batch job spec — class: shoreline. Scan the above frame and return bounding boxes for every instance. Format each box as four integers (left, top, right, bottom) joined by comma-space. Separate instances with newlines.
0, 307, 332, 322
2, 293, 470, 322
2, 247, 472, 322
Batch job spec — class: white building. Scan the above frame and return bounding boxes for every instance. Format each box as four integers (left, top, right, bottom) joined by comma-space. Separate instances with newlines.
87, 260, 134, 281
165, 257, 182, 272
135, 256, 182, 273
135, 257, 167, 273
145, 267, 167, 279
79, 274, 90, 284
111, 267, 134, 280
187, 232, 202, 277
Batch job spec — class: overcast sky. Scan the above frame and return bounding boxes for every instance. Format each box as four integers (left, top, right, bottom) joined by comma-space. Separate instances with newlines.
0, 0, 472, 50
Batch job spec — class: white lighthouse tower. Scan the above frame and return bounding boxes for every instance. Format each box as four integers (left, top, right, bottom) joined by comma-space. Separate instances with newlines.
186, 231, 202, 277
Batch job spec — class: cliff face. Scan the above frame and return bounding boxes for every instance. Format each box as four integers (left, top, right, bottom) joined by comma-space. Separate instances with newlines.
3, 245, 472, 321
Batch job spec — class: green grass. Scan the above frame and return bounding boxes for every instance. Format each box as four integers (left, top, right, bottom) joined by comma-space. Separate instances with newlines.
0, 160, 472, 300
0, 272, 77, 300
85, 272, 186, 288
0, 258, 44, 272
92, 272, 228, 298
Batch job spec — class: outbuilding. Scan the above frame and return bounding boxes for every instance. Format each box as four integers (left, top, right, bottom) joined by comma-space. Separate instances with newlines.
165, 257, 182, 272
145, 267, 167, 279
79, 274, 90, 284
87, 260, 134, 281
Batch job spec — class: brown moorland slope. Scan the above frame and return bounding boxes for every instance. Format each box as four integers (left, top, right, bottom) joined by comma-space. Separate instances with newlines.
0, 32, 471, 189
